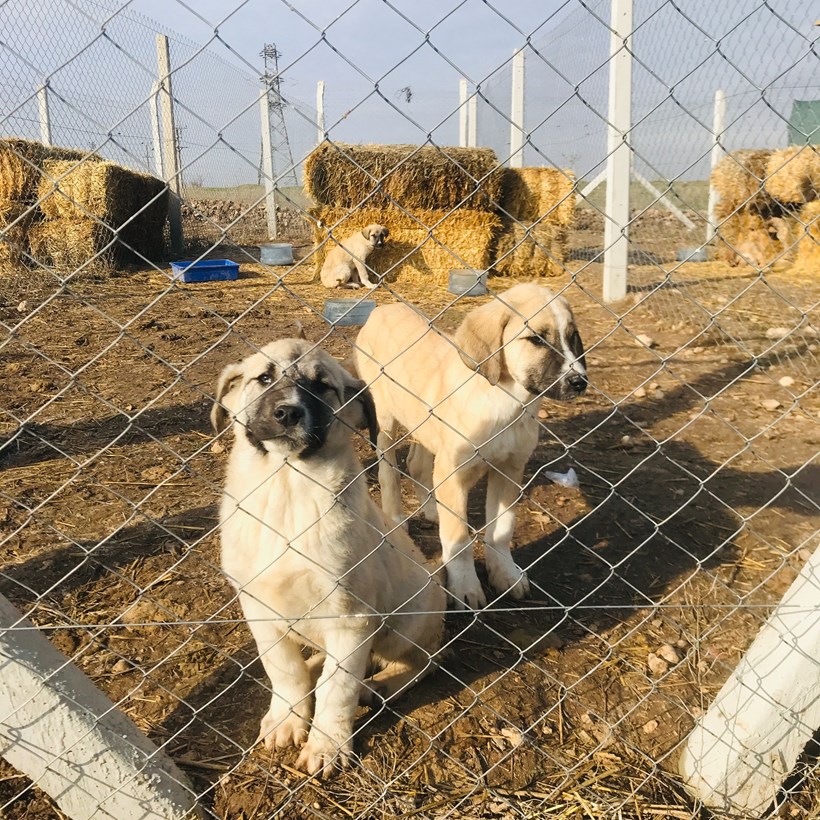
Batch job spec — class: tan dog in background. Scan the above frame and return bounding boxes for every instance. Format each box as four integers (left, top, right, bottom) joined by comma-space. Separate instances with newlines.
319, 224, 389, 289
354, 284, 587, 610
212, 338, 444, 777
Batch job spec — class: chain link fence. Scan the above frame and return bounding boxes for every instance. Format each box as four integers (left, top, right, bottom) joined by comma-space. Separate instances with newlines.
1, 0, 818, 818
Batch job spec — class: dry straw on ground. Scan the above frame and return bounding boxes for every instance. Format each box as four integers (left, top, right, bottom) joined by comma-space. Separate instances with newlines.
499, 167, 576, 225
711, 148, 773, 214
764, 145, 820, 205
310, 206, 502, 283
305, 143, 504, 212
492, 219, 569, 278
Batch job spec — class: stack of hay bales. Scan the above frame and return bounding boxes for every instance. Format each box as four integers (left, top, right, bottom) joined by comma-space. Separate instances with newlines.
711, 149, 784, 267
306, 143, 504, 281
0, 137, 168, 272
0, 138, 89, 266
306, 142, 575, 282
492, 167, 576, 277
764, 145, 820, 270
33, 160, 167, 269
711, 145, 820, 269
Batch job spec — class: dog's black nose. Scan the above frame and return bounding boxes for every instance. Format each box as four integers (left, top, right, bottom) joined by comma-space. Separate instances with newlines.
567, 373, 588, 393
272, 404, 304, 427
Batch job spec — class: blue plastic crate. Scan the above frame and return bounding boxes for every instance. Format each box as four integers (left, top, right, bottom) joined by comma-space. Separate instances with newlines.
170, 260, 239, 283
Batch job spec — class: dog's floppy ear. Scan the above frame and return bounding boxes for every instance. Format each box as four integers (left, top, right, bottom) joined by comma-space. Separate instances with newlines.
338, 375, 379, 447
454, 298, 510, 385
362, 225, 373, 240
382, 227, 389, 239
211, 362, 244, 434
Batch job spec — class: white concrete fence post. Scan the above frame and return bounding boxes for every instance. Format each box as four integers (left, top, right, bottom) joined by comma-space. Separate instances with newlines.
706, 88, 727, 245
155, 33, 184, 256
509, 49, 525, 168
603, 0, 633, 303
0, 593, 200, 819
459, 78, 468, 148
37, 82, 52, 147
150, 80, 165, 179
679, 545, 820, 814
316, 79, 326, 145
259, 81, 278, 241
467, 91, 477, 148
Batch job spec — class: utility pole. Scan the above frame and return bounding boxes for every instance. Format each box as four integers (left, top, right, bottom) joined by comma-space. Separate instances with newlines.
259, 44, 298, 190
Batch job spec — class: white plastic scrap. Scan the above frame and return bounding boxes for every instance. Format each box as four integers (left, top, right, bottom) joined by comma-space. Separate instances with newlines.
540, 467, 579, 489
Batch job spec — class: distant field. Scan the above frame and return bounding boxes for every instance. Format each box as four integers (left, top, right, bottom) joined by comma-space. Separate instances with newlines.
183, 183, 313, 210
579, 179, 710, 213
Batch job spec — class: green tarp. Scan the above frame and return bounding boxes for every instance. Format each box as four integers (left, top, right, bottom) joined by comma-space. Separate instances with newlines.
788, 100, 820, 145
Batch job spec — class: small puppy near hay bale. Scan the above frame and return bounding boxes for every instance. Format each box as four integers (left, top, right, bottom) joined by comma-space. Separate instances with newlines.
319, 223, 389, 289
212, 339, 444, 777
354, 284, 588, 610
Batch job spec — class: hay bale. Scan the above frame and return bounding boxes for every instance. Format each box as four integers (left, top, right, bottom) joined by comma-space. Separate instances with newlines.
29, 218, 118, 271
499, 167, 576, 225
491, 219, 569, 278
764, 145, 820, 205
305, 143, 504, 212
310, 206, 502, 282
0, 139, 95, 269
792, 201, 820, 270
38, 160, 167, 263
711, 149, 772, 214
713, 209, 786, 268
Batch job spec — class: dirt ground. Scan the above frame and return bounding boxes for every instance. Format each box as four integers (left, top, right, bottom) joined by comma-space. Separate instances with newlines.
0, 213, 818, 819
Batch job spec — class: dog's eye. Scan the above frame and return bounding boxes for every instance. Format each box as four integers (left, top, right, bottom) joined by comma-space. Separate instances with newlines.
257, 372, 273, 386
527, 335, 550, 347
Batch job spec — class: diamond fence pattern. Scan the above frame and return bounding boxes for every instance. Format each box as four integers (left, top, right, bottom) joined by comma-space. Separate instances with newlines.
0, 1, 818, 819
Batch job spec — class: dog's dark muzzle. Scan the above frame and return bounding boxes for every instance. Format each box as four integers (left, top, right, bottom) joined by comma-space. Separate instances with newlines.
566, 373, 588, 394
246, 384, 333, 455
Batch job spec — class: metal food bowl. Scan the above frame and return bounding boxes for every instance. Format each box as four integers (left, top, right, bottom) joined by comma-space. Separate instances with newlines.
676, 247, 708, 263
448, 269, 488, 297
323, 299, 377, 327
259, 243, 294, 265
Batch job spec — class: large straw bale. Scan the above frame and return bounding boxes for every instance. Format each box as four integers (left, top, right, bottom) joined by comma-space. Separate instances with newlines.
29, 218, 119, 271
792, 201, 820, 270
38, 160, 167, 263
0, 139, 96, 269
713, 209, 786, 268
500, 167, 576, 225
711, 149, 772, 214
310, 206, 502, 283
305, 143, 504, 212
491, 219, 569, 278
764, 145, 820, 205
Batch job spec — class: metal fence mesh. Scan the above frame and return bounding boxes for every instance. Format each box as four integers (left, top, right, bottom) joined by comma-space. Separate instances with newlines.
1, 0, 818, 818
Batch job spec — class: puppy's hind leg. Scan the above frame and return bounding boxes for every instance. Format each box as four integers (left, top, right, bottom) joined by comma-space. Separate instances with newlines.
377, 420, 407, 531
354, 258, 378, 288
360, 648, 437, 706
407, 443, 438, 523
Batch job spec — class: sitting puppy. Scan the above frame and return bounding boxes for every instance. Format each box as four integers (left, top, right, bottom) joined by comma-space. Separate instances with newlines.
211, 338, 444, 777
319, 224, 389, 289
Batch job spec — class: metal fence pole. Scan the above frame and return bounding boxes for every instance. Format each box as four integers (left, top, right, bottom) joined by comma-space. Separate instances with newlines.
155, 33, 184, 256
603, 0, 633, 303
706, 88, 727, 245
509, 50, 525, 167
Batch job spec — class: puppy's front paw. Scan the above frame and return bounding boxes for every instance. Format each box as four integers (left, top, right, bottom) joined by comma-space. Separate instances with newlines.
296, 733, 353, 778
488, 563, 530, 600
445, 564, 487, 610
257, 709, 309, 750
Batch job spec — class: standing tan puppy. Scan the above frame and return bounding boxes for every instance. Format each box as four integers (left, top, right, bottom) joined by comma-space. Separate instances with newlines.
354, 285, 587, 610
212, 338, 444, 777
319, 224, 389, 289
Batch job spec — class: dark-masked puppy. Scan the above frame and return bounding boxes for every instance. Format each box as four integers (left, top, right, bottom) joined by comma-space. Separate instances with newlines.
319, 224, 389, 289
211, 338, 444, 778
354, 284, 587, 610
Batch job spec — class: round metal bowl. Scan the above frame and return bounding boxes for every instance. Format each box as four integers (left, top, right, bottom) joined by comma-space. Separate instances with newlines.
260, 243, 294, 265
449, 269, 488, 297
675, 247, 708, 263
323, 299, 377, 327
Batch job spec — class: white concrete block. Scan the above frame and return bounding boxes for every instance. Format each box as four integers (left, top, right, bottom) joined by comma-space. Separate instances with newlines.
679, 545, 820, 815
0, 594, 200, 819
